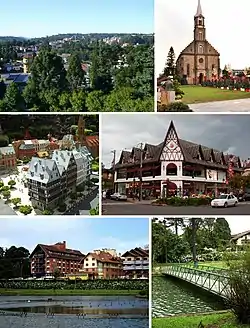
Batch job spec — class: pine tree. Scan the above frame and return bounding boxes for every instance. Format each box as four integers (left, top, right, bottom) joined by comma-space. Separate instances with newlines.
163, 46, 176, 77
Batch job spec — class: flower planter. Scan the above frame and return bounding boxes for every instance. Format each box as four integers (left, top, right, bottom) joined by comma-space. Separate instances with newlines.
246, 89, 250, 92
234, 88, 237, 91
221, 87, 224, 89
241, 88, 245, 92
227, 87, 229, 90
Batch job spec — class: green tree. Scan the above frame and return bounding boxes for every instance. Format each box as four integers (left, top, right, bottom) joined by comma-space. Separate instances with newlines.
19, 205, 32, 215
0, 80, 6, 99
52, 266, 61, 280
11, 197, 21, 208
0, 135, 9, 147
67, 52, 86, 90
2, 190, 11, 201
69, 90, 86, 111
163, 46, 176, 77
3, 83, 24, 111
213, 218, 231, 247
86, 90, 105, 111
8, 180, 16, 188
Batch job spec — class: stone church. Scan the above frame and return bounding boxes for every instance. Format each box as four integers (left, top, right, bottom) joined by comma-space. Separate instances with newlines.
176, 0, 220, 85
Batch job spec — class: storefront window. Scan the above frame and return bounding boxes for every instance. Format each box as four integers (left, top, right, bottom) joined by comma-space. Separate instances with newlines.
166, 163, 177, 175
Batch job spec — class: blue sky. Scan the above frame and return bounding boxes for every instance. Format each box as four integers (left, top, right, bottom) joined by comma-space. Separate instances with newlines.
0, 217, 149, 255
0, 0, 153, 38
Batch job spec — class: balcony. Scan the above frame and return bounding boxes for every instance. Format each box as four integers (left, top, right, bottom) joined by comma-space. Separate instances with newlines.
123, 260, 149, 265
123, 265, 149, 270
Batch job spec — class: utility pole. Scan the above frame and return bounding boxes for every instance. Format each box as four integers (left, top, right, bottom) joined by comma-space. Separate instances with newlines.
111, 150, 116, 192
139, 143, 143, 202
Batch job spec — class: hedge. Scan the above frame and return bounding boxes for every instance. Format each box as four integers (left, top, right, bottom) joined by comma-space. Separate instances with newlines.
0, 279, 149, 291
154, 196, 212, 206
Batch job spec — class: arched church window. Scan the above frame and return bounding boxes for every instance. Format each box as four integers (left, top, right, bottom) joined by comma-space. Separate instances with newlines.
187, 64, 190, 77
198, 45, 204, 54
198, 19, 202, 25
199, 32, 203, 40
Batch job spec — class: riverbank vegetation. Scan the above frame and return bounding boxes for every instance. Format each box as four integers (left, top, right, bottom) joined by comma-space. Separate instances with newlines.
0, 288, 142, 296
153, 312, 248, 328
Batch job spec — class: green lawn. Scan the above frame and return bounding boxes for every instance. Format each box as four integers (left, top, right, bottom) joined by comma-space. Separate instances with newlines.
181, 85, 250, 104
153, 312, 248, 328
0, 288, 141, 296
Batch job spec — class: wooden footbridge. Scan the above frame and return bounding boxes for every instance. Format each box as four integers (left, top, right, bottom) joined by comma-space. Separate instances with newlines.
163, 264, 230, 299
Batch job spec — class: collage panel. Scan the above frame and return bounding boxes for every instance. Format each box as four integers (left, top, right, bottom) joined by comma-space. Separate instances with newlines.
0, 216, 149, 328
0, 114, 99, 216
102, 113, 249, 216
0, 0, 154, 113
156, 0, 250, 113
152, 216, 250, 328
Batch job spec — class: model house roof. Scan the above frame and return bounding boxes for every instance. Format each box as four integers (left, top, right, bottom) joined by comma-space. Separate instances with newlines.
121, 247, 149, 258
116, 121, 242, 172
27, 157, 63, 184
52, 150, 75, 170
0, 145, 15, 155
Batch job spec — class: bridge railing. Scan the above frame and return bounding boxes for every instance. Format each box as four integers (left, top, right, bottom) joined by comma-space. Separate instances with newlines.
163, 264, 229, 298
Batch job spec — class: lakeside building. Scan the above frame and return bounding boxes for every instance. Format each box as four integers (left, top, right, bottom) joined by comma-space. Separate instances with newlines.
122, 247, 149, 279
81, 249, 123, 279
113, 121, 243, 198
30, 241, 84, 277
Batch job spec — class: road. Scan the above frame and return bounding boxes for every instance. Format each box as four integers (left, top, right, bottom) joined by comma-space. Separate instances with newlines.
189, 98, 250, 112
65, 187, 99, 215
102, 200, 250, 215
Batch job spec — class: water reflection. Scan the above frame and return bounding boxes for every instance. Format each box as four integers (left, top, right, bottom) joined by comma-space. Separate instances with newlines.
152, 276, 227, 317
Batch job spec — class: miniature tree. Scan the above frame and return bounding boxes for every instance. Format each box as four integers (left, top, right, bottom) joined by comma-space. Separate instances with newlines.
19, 205, 32, 215
2, 190, 11, 201
0, 181, 4, 189
1, 186, 10, 192
8, 180, 16, 188
11, 197, 21, 208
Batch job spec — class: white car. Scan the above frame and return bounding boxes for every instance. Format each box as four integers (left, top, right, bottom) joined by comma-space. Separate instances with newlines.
110, 192, 127, 201
211, 194, 238, 208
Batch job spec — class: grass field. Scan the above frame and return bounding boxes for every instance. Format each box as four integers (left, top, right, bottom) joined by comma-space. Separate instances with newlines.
152, 312, 248, 328
0, 288, 141, 296
181, 85, 250, 104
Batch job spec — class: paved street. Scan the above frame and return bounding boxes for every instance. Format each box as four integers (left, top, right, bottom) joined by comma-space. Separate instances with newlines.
102, 200, 250, 215
65, 187, 99, 215
189, 98, 250, 112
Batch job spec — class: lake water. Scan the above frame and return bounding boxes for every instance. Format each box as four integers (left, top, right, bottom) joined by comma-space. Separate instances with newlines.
0, 295, 149, 328
152, 276, 227, 317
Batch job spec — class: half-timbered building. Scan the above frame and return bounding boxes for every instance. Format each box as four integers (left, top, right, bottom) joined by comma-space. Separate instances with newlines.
114, 121, 243, 197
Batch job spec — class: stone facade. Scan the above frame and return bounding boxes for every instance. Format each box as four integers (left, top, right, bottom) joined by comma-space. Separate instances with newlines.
176, 0, 220, 85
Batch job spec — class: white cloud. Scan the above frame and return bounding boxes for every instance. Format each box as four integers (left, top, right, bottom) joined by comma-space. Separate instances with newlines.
155, 0, 250, 75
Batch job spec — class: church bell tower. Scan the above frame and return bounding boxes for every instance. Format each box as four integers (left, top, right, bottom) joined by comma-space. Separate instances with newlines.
78, 115, 86, 146
194, 0, 206, 41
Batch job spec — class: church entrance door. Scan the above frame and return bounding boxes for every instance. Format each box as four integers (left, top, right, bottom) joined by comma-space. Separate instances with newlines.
199, 73, 204, 84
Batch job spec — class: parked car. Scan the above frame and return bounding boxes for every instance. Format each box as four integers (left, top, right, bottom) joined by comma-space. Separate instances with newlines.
211, 194, 238, 208
110, 192, 127, 201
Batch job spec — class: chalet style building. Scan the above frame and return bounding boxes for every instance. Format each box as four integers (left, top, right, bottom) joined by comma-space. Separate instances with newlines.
231, 231, 250, 248
30, 241, 84, 277
176, 0, 220, 84
122, 247, 149, 279
81, 249, 123, 279
114, 121, 243, 198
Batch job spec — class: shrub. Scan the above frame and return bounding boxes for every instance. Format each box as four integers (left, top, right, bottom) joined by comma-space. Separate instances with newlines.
225, 248, 250, 324
155, 196, 212, 206
42, 209, 54, 215
160, 102, 192, 112
8, 180, 16, 188
0, 135, 9, 147
58, 203, 67, 212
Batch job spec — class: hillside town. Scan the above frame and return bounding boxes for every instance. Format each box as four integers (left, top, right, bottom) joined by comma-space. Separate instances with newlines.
0, 33, 154, 112
0, 115, 99, 216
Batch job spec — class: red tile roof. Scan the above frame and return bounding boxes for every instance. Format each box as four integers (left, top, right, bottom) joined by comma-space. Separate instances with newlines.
122, 247, 149, 258
86, 251, 122, 264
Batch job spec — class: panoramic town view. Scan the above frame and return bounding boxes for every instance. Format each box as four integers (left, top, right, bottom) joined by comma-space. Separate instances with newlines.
102, 114, 250, 215
0, 114, 99, 216
152, 217, 250, 327
0, 217, 149, 328
0, 0, 153, 112
156, 0, 250, 112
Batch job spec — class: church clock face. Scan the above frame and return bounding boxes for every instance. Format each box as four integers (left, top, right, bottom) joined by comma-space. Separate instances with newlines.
199, 58, 204, 63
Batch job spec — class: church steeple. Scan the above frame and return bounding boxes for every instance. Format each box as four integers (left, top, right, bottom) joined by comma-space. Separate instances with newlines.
194, 0, 206, 41
195, 0, 203, 17
77, 115, 86, 145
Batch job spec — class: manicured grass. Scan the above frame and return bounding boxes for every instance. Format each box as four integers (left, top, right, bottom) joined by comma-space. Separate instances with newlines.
0, 288, 141, 296
153, 312, 248, 328
181, 85, 250, 104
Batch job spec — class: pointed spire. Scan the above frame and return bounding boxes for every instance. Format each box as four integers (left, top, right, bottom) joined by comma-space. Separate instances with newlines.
195, 0, 203, 17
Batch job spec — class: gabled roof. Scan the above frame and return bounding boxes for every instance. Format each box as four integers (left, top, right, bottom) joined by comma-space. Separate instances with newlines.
84, 251, 122, 264
122, 247, 149, 258
115, 121, 243, 171
30, 243, 84, 260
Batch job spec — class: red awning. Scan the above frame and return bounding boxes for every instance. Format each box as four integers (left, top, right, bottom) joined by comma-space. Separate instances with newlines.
162, 181, 177, 189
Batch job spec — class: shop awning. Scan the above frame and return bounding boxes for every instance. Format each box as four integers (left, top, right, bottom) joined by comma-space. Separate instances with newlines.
162, 181, 177, 189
